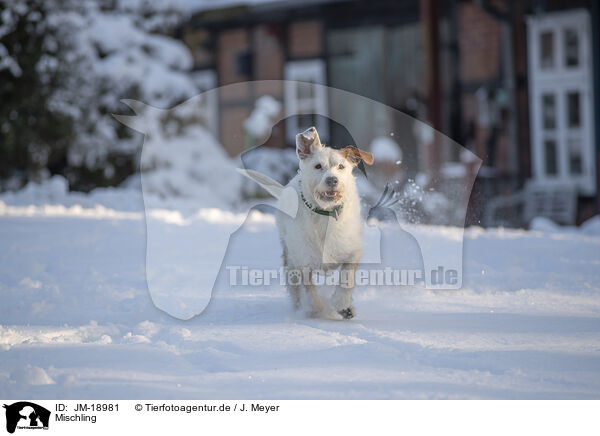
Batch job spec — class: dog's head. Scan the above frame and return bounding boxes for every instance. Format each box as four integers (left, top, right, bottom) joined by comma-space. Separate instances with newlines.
296, 126, 374, 210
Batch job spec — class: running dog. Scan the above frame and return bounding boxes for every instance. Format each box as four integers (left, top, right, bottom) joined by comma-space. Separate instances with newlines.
276, 126, 373, 319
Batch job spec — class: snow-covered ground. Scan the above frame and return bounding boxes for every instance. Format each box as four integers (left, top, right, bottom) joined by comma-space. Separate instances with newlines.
1, 180, 599, 399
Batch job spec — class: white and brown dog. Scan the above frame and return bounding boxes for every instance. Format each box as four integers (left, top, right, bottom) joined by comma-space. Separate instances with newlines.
276, 127, 373, 319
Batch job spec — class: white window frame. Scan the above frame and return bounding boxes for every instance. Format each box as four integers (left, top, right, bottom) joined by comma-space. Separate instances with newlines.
527, 9, 596, 195
191, 69, 219, 140
284, 59, 329, 144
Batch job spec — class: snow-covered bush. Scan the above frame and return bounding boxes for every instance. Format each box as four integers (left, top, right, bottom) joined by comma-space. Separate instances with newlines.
140, 123, 243, 210
244, 96, 281, 139
370, 136, 402, 163
107, 97, 244, 211
243, 95, 282, 150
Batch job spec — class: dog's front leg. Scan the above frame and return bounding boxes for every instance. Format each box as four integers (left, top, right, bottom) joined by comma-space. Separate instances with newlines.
332, 263, 358, 319
304, 270, 324, 316
282, 248, 301, 310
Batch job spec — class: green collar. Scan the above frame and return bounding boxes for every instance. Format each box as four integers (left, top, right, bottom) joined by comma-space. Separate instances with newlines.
300, 188, 343, 220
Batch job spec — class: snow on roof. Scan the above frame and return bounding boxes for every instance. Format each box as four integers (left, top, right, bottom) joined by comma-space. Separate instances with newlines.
182, 0, 341, 13
181, 0, 291, 12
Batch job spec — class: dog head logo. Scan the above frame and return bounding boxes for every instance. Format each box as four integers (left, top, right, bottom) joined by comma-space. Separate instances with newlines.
114, 80, 481, 320
3, 402, 50, 434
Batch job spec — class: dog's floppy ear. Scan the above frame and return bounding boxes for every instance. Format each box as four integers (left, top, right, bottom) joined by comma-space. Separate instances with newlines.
296, 126, 322, 159
341, 145, 374, 166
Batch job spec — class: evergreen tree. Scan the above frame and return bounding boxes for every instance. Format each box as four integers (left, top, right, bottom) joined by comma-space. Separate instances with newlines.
0, 0, 197, 191
0, 0, 73, 187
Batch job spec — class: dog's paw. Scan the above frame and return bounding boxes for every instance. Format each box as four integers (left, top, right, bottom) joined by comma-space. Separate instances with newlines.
307, 309, 322, 318
338, 307, 355, 320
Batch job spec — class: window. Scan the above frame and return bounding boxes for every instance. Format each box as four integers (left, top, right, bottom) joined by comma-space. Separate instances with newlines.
544, 140, 558, 175
283, 59, 329, 144
527, 10, 595, 194
566, 91, 580, 128
564, 28, 579, 67
568, 138, 583, 175
541, 94, 556, 130
540, 31, 554, 69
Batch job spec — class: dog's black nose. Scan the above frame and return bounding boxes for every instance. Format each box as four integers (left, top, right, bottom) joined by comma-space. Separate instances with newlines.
325, 176, 338, 187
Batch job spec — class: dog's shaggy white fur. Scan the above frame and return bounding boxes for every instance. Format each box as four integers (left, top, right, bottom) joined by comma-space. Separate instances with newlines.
276, 127, 373, 318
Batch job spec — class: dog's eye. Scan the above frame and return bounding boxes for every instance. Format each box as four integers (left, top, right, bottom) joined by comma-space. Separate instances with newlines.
315, 164, 322, 169
338, 164, 345, 170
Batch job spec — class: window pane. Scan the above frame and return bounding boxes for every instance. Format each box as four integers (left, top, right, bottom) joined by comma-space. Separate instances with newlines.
568, 138, 583, 174
544, 140, 558, 175
542, 94, 556, 130
540, 31, 554, 69
564, 28, 579, 67
566, 91, 581, 128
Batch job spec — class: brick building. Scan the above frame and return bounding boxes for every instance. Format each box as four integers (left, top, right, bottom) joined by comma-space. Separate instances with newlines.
180, 0, 600, 224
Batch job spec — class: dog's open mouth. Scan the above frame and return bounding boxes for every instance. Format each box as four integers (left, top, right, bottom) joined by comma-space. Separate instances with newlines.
317, 190, 341, 202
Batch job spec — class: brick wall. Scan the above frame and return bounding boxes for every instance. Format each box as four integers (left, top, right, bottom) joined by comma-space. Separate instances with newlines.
458, 3, 501, 82
288, 21, 323, 58
217, 29, 250, 154
218, 28, 250, 85
217, 28, 251, 99
458, 3, 506, 170
216, 24, 289, 155
253, 25, 284, 98
220, 104, 250, 156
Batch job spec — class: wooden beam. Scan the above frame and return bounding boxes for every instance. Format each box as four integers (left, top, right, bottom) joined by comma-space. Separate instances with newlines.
421, 0, 442, 187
